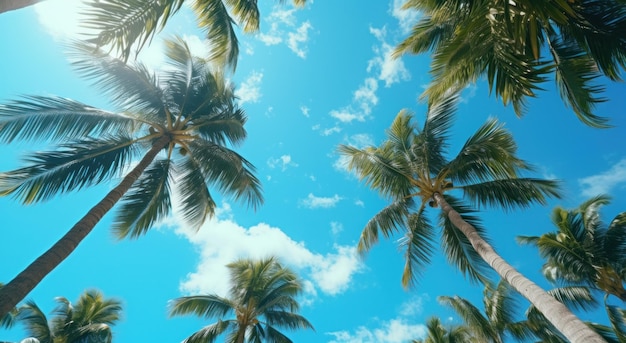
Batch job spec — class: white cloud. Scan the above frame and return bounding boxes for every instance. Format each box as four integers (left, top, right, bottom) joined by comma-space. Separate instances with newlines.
288, 21, 313, 58
175, 205, 363, 298
327, 319, 426, 343
355, 199, 365, 207
300, 193, 342, 209
301, 105, 311, 117
390, 0, 420, 34
330, 221, 343, 235
267, 155, 298, 171
35, 0, 86, 40
579, 158, 626, 197
326, 296, 428, 342
256, 7, 313, 58
235, 71, 263, 105
322, 126, 342, 136
367, 27, 411, 87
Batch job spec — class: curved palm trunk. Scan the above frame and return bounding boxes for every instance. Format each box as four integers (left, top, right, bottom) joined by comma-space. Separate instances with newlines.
0, 0, 44, 14
433, 193, 606, 343
0, 137, 169, 317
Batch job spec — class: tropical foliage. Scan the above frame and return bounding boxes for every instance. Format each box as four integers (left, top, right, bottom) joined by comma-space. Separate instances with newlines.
394, 0, 626, 127
412, 317, 473, 343
17, 289, 122, 343
338, 94, 606, 342
169, 256, 314, 343
518, 195, 626, 340
0, 36, 262, 317
83, 0, 307, 69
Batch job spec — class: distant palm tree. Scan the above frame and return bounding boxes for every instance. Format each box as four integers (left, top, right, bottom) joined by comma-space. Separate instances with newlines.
412, 317, 473, 343
169, 257, 314, 343
394, 0, 626, 127
83, 0, 307, 69
518, 195, 626, 340
339, 94, 605, 342
17, 289, 122, 343
0, 36, 262, 317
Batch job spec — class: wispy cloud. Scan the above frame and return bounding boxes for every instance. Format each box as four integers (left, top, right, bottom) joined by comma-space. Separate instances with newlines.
390, 0, 420, 34
330, 221, 343, 235
256, 7, 313, 58
579, 158, 626, 197
300, 193, 342, 209
327, 26, 409, 124
235, 71, 263, 105
175, 204, 363, 299
326, 296, 429, 342
301, 105, 311, 117
267, 155, 298, 171
367, 27, 411, 87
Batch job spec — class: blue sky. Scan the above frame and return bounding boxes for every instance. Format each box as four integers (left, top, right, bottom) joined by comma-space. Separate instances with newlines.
1, 1, 625, 342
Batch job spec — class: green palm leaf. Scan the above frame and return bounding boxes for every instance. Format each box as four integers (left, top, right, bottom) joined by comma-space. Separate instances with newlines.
169, 295, 235, 319
183, 320, 235, 343
0, 135, 139, 204
399, 205, 436, 288
0, 96, 135, 143
438, 295, 497, 342
357, 198, 413, 254
113, 159, 173, 239
176, 156, 217, 231
18, 301, 52, 343
460, 178, 561, 211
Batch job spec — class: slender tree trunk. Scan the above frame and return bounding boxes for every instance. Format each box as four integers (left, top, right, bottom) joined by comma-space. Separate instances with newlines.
0, 137, 169, 317
0, 0, 44, 14
433, 192, 607, 343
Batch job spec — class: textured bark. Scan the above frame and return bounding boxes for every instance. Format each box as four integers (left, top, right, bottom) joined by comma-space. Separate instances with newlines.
0, 137, 169, 317
433, 193, 606, 343
0, 0, 44, 14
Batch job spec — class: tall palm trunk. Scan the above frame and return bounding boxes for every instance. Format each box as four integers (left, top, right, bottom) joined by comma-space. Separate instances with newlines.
0, 0, 44, 14
0, 137, 169, 317
433, 192, 607, 343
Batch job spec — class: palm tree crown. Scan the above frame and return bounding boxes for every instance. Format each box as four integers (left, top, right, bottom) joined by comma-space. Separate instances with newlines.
169, 256, 314, 343
17, 289, 122, 343
338, 95, 608, 342
0, 36, 262, 317
394, 0, 626, 127
83, 0, 307, 70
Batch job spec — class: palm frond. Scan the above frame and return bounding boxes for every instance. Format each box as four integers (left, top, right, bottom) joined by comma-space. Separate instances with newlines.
263, 311, 314, 331
439, 195, 491, 283
83, 0, 186, 62
192, 0, 239, 69
113, 158, 172, 239
461, 178, 561, 211
438, 295, 498, 342
0, 96, 135, 143
399, 205, 437, 288
168, 295, 235, 319
189, 140, 263, 210
17, 301, 52, 343
338, 144, 414, 199
182, 320, 235, 343
357, 198, 413, 254
68, 40, 167, 122
264, 324, 293, 343
606, 304, 626, 342
547, 286, 598, 311
546, 32, 608, 128
191, 102, 247, 146
225, 0, 260, 33
0, 135, 139, 204
445, 119, 530, 184
175, 156, 216, 231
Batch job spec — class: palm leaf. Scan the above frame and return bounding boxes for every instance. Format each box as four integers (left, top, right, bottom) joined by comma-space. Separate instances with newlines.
263, 311, 314, 331
606, 303, 626, 342
192, 0, 239, 69
264, 324, 294, 343
175, 156, 216, 231
169, 295, 235, 319
113, 158, 173, 239
438, 295, 497, 342
189, 140, 263, 210
0, 96, 135, 143
399, 205, 436, 288
182, 320, 235, 343
357, 198, 413, 254
460, 178, 561, 210
439, 195, 491, 283
17, 301, 52, 343
0, 135, 139, 204
83, 0, 186, 62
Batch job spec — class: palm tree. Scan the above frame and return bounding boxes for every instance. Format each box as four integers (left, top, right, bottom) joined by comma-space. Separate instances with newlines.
17, 289, 122, 343
393, 0, 626, 127
0, 36, 262, 317
83, 0, 307, 70
0, 284, 18, 329
518, 195, 626, 340
338, 94, 605, 342
412, 317, 473, 343
0, 0, 43, 14
169, 256, 314, 343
